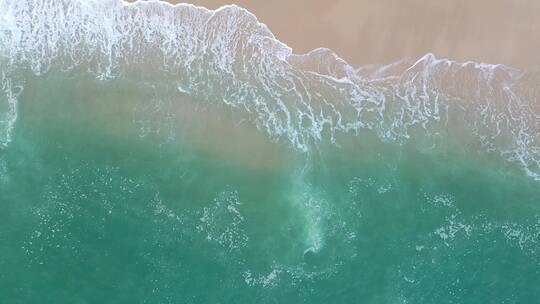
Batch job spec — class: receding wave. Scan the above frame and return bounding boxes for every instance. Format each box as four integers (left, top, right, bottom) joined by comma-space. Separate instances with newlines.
0, 0, 539, 179
1, 1, 540, 302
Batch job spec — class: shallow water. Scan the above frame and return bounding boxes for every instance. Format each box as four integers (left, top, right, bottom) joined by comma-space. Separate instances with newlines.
0, 69, 538, 303
1, 1, 540, 303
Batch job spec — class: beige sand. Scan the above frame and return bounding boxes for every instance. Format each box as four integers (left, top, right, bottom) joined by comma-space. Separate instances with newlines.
127, 0, 540, 69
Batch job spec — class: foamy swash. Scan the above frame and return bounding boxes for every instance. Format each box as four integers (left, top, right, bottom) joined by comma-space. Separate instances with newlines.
0, 0, 539, 179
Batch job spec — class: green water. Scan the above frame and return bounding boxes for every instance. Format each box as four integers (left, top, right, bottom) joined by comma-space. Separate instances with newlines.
1, 72, 539, 303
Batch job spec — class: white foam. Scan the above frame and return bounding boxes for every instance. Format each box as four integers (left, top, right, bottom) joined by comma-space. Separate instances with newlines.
0, 70, 21, 148
0, 0, 538, 179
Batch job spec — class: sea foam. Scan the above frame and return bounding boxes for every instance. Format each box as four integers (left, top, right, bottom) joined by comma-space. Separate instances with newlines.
0, 0, 538, 179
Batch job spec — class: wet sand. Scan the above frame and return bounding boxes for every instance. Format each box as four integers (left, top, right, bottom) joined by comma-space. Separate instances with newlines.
126, 0, 540, 69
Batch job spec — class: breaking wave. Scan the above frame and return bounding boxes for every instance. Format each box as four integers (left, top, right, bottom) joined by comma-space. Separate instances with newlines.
0, 0, 539, 179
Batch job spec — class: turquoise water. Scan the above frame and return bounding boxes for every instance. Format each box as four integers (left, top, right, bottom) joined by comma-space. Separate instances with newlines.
1, 1, 540, 303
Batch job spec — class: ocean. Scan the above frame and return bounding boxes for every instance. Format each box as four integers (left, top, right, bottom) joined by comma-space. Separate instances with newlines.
0, 0, 539, 303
